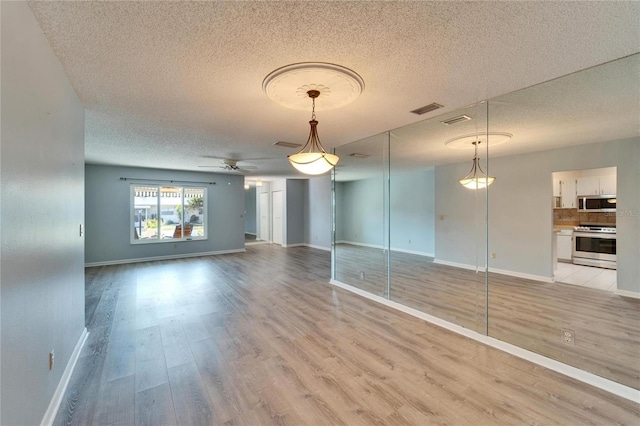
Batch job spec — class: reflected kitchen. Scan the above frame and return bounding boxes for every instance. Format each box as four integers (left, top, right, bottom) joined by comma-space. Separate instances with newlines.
553, 167, 617, 291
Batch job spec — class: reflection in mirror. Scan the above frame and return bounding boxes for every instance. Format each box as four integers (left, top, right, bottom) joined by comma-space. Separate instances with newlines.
387, 101, 489, 334
333, 132, 389, 297
332, 53, 639, 392
486, 54, 639, 389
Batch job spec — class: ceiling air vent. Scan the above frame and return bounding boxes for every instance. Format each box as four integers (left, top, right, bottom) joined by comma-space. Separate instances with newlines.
350, 153, 370, 159
441, 115, 472, 125
410, 103, 444, 115
273, 141, 302, 148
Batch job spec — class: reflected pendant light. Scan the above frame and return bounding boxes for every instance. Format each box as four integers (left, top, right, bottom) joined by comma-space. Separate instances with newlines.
287, 90, 339, 175
459, 141, 495, 189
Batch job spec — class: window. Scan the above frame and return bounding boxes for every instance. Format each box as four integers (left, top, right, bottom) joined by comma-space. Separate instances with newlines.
131, 184, 207, 243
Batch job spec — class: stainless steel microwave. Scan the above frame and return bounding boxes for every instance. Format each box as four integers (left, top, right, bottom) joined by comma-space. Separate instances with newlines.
577, 195, 616, 212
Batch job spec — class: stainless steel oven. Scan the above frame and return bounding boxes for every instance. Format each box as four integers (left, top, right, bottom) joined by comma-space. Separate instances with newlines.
573, 225, 616, 269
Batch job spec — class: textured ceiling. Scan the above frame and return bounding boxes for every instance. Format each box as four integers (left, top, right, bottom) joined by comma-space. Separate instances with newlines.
27, 1, 640, 178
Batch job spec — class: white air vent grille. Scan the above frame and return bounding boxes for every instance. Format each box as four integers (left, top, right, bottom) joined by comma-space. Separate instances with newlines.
273, 141, 302, 148
441, 115, 472, 125
410, 103, 444, 115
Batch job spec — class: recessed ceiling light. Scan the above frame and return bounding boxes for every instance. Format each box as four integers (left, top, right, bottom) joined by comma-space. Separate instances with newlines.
441, 115, 472, 125
410, 103, 444, 115
273, 141, 302, 148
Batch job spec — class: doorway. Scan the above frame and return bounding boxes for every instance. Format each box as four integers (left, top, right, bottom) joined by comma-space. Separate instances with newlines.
272, 190, 283, 245
258, 192, 270, 242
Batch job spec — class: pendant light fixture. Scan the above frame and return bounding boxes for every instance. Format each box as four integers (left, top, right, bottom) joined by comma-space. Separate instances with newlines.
262, 62, 364, 175
287, 90, 339, 175
459, 141, 495, 189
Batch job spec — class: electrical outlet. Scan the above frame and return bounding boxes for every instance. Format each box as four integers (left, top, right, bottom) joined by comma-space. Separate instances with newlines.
360, 271, 365, 280
561, 328, 575, 345
491, 253, 496, 259
49, 350, 54, 370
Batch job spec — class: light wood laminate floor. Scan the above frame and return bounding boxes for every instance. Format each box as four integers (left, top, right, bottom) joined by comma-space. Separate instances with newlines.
57, 245, 639, 425
335, 244, 640, 390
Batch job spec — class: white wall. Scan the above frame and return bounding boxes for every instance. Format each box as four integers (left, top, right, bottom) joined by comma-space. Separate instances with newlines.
85, 165, 245, 264
435, 138, 640, 293
1, 2, 86, 424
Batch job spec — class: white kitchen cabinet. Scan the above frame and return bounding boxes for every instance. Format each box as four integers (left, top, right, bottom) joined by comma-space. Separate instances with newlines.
599, 174, 617, 195
553, 179, 561, 197
561, 179, 576, 208
577, 176, 599, 196
557, 232, 573, 262
577, 175, 616, 196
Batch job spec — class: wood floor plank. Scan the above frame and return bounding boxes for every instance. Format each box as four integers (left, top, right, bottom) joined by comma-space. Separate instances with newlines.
167, 361, 215, 425
54, 245, 639, 426
135, 383, 178, 426
94, 375, 135, 425
135, 325, 169, 392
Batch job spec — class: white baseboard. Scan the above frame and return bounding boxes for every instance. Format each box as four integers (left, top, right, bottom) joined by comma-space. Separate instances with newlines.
282, 243, 306, 248
41, 327, 89, 426
336, 240, 383, 250
85, 248, 245, 267
390, 247, 435, 257
304, 244, 331, 252
336, 241, 434, 257
329, 279, 639, 404
433, 258, 552, 283
615, 289, 640, 299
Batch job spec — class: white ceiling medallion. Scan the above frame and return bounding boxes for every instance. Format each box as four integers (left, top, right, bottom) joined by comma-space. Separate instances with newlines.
262, 62, 365, 111
445, 132, 512, 149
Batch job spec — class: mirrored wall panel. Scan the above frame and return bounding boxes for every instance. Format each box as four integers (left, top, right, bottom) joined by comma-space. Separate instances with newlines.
333, 132, 390, 297
486, 53, 640, 389
332, 53, 639, 390
388, 102, 489, 334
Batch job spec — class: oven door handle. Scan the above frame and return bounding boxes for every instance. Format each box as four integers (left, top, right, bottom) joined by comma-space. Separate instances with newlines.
573, 232, 616, 239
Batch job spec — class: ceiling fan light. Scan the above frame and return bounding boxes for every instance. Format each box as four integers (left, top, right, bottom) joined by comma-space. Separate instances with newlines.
288, 152, 339, 175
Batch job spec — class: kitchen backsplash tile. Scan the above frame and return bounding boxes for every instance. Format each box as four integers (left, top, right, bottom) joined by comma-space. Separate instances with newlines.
553, 208, 616, 226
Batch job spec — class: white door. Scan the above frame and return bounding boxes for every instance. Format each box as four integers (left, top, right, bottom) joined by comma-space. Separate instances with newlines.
259, 192, 269, 241
272, 191, 283, 245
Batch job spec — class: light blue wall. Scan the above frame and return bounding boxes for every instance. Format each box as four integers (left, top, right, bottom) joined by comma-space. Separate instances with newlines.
286, 179, 305, 245
85, 165, 245, 264
305, 175, 332, 249
1, 3, 86, 424
390, 168, 435, 255
244, 186, 257, 234
435, 138, 640, 293
336, 177, 385, 246
336, 169, 436, 255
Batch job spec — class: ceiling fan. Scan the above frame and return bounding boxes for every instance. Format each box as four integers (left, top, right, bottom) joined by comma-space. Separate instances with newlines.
198, 159, 258, 172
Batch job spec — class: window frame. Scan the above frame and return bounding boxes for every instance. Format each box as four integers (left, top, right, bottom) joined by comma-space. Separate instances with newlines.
130, 183, 208, 244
